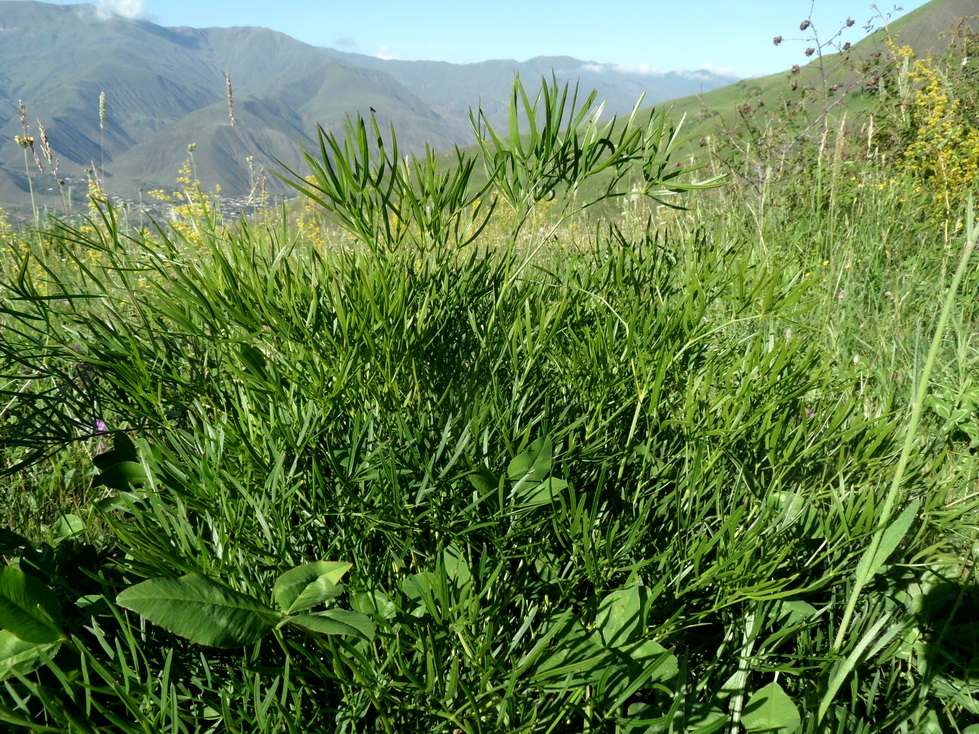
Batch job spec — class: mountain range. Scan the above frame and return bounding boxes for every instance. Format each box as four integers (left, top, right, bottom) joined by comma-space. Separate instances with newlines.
0, 1, 738, 209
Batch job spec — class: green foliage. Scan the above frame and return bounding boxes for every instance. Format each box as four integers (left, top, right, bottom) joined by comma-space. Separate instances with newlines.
741, 682, 801, 733
281, 73, 722, 254
0, 73, 977, 732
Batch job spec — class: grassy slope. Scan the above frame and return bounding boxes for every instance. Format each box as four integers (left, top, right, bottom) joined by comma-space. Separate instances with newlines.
0, 2, 736, 210
2, 11, 979, 728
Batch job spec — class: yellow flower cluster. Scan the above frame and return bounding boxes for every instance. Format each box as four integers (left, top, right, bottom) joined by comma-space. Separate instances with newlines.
80, 176, 113, 243
0, 207, 15, 243
891, 50, 979, 222
294, 175, 328, 249
148, 160, 222, 246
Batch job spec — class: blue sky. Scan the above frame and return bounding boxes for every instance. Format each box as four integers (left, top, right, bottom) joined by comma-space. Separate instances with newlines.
30, 0, 930, 77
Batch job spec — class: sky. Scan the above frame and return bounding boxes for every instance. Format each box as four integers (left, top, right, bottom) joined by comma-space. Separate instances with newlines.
22, 0, 931, 78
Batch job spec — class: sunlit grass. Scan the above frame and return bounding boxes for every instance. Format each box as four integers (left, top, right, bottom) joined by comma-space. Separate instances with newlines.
0, 71, 977, 733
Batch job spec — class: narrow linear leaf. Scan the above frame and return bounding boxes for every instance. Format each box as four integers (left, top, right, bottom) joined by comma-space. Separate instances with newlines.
856, 499, 921, 583
873, 498, 921, 571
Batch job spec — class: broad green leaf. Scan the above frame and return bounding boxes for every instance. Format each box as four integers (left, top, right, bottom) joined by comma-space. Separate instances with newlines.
514, 477, 568, 508
400, 572, 439, 618
239, 344, 268, 379
93, 433, 139, 470
741, 682, 801, 733
116, 574, 276, 648
0, 629, 60, 681
273, 562, 350, 614
0, 530, 30, 557
612, 638, 678, 685
0, 565, 63, 644
507, 436, 552, 482
54, 514, 85, 540
352, 590, 397, 620
467, 467, 499, 494
534, 616, 608, 688
927, 396, 952, 420
287, 610, 375, 640
443, 544, 472, 589
93, 461, 147, 490
949, 407, 971, 424
776, 600, 818, 626
628, 700, 727, 732
595, 585, 646, 648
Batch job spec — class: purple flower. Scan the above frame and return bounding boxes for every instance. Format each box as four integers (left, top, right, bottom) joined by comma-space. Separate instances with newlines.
94, 419, 109, 452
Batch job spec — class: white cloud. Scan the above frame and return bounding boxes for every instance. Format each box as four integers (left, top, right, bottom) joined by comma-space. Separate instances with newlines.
582, 62, 663, 76
94, 0, 146, 21
582, 61, 739, 79
695, 62, 737, 77
374, 45, 400, 61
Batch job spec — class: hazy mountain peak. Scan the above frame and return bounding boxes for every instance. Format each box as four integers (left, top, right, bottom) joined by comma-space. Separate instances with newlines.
0, 0, 741, 207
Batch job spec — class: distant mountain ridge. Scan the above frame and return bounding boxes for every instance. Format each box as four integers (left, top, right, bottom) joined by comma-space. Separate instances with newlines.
0, 1, 739, 208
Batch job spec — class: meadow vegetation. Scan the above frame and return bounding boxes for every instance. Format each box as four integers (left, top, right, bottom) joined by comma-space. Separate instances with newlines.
1, 22, 979, 734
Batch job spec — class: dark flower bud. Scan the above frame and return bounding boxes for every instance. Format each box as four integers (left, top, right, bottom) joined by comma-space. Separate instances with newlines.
805, 47, 815, 56
846, 18, 855, 27
774, 35, 783, 46
800, 20, 811, 31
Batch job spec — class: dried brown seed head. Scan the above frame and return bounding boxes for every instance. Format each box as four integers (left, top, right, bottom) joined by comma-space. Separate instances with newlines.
800, 20, 811, 31
805, 47, 816, 57
774, 35, 783, 46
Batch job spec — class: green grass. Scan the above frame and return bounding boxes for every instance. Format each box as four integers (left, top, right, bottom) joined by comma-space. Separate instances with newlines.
1, 74, 978, 733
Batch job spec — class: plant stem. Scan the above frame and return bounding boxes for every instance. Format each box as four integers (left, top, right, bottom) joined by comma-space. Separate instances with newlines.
832, 196, 978, 655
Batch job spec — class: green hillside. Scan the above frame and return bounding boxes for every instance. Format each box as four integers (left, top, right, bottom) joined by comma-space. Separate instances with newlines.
0, 1, 736, 211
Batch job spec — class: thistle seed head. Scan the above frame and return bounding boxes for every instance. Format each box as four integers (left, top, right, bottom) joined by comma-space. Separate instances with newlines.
226, 72, 236, 129
37, 119, 54, 169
